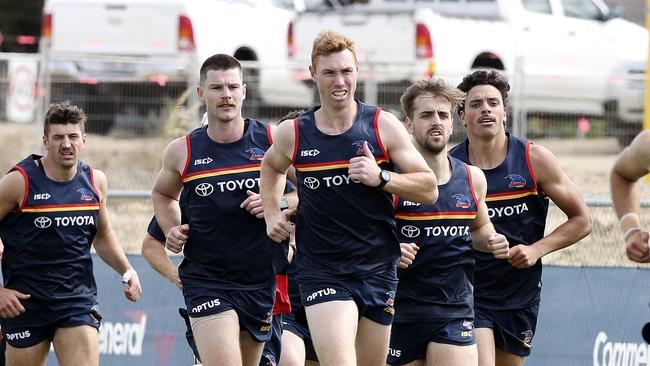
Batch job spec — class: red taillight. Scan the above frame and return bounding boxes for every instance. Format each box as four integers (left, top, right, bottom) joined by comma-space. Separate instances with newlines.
17, 36, 37, 45
287, 21, 295, 58
416, 23, 432, 59
41, 13, 52, 44
178, 15, 195, 51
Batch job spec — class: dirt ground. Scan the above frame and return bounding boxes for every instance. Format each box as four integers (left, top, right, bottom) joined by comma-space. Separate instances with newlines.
1, 121, 648, 266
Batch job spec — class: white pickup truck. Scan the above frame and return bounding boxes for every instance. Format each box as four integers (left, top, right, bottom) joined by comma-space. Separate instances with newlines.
290, 0, 647, 119
40, 0, 313, 133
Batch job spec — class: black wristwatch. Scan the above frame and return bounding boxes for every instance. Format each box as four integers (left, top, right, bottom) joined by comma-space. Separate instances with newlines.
376, 170, 391, 190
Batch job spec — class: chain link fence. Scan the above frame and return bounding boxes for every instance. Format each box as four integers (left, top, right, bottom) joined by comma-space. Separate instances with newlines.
0, 52, 648, 267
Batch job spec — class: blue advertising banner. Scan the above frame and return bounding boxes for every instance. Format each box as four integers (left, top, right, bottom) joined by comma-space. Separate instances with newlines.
45, 255, 194, 365
529, 265, 650, 366
39, 259, 650, 365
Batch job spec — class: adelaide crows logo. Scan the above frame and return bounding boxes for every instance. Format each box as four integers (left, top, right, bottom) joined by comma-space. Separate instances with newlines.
505, 174, 526, 188
77, 188, 94, 201
246, 148, 266, 161
352, 140, 375, 155
452, 193, 471, 209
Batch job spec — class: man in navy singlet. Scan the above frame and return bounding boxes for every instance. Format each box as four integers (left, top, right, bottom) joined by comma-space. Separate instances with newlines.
389, 78, 510, 366
152, 54, 297, 366
449, 70, 592, 366
260, 31, 437, 366
0, 101, 142, 365
141, 215, 293, 366
610, 130, 650, 263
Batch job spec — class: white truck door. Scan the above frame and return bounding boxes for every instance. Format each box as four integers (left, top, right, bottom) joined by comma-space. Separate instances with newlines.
557, 0, 610, 115
511, 0, 574, 114
49, 0, 181, 56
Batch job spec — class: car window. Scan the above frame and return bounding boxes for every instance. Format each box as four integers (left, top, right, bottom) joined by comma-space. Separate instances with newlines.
522, 0, 552, 14
561, 0, 601, 20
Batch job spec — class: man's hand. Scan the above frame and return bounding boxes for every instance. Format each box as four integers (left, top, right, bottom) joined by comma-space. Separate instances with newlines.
348, 141, 381, 187
0, 288, 30, 318
487, 233, 510, 259
166, 224, 189, 253
625, 229, 650, 263
240, 190, 264, 219
122, 268, 143, 302
398, 242, 419, 269
508, 244, 542, 269
267, 208, 297, 243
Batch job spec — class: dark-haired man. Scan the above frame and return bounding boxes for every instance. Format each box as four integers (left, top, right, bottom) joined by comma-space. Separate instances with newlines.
389, 78, 509, 366
0, 101, 142, 366
152, 54, 296, 365
449, 70, 592, 366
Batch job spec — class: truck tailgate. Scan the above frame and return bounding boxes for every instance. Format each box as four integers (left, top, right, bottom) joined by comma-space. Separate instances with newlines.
293, 10, 416, 66
49, 0, 182, 56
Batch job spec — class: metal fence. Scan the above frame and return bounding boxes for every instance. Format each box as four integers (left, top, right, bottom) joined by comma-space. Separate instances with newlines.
1, 52, 649, 268
0, 52, 639, 144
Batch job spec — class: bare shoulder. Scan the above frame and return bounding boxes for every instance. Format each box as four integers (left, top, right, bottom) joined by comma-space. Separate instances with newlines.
612, 130, 650, 180
467, 164, 487, 185
0, 170, 27, 192
467, 164, 487, 196
162, 136, 189, 172
376, 109, 403, 130
629, 130, 650, 168
270, 118, 297, 157
274, 119, 296, 139
90, 168, 109, 199
0, 170, 28, 210
376, 109, 409, 147
528, 143, 561, 173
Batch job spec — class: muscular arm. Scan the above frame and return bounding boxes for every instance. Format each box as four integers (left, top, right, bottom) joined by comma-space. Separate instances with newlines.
0, 171, 24, 222
151, 138, 186, 252
261, 120, 297, 242
92, 169, 142, 302
349, 111, 437, 204
0, 171, 31, 317
611, 130, 650, 223
141, 233, 181, 290
610, 130, 650, 262
468, 166, 509, 258
509, 145, 592, 268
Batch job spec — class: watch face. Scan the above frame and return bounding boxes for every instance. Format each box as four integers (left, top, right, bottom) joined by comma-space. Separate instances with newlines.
381, 170, 391, 182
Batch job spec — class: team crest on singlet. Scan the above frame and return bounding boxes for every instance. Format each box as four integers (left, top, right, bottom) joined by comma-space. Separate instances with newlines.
351, 140, 374, 155
77, 188, 94, 201
452, 193, 471, 209
246, 148, 266, 161
505, 174, 527, 188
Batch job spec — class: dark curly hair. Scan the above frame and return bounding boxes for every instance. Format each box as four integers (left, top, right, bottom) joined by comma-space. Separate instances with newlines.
457, 69, 510, 113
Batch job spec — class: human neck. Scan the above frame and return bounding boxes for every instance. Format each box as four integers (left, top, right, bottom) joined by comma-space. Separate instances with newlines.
206, 117, 245, 143
467, 132, 508, 170
314, 101, 358, 135
41, 155, 77, 182
421, 147, 450, 185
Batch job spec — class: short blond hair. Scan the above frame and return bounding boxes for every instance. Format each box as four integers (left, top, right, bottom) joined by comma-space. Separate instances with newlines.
311, 30, 357, 70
